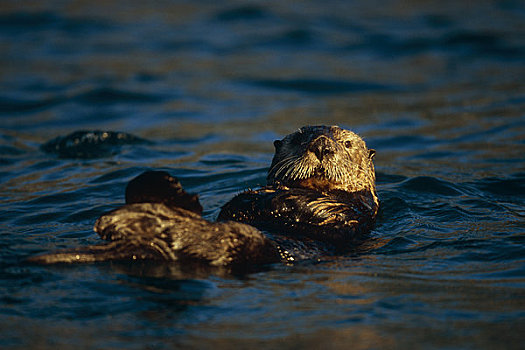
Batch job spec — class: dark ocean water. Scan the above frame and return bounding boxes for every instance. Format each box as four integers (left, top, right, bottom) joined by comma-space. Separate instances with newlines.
1, 1, 524, 349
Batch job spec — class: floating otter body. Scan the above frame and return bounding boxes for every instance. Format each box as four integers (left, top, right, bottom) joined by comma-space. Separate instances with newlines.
28, 171, 280, 268
219, 125, 379, 253
30, 125, 378, 268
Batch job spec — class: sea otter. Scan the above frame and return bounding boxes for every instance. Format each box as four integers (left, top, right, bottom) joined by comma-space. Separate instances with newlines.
29, 125, 378, 267
218, 125, 379, 253
28, 171, 281, 268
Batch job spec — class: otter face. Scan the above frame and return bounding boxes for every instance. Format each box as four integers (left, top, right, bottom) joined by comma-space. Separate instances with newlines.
267, 125, 376, 193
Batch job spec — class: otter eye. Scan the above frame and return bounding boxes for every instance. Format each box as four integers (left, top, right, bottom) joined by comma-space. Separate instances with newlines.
344, 140, 352, 148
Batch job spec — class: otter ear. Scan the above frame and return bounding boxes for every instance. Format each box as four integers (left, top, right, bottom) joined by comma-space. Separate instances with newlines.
369, 149, 376, 159
273, 140, 283, 149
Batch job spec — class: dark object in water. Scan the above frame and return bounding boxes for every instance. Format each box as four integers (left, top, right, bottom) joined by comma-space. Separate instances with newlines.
125, 170, 203, 215
28, 171, 280, 268
41, 130, 150, 159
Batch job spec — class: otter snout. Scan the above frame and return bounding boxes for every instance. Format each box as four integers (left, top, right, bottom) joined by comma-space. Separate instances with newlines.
308, 135, 335, 161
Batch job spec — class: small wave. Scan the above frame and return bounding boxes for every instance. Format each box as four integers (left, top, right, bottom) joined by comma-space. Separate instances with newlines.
214, 5, 270, 22
371, 236, 419, 255
0, 11, 111, 34
371, 236, 524, 276
89, 167, 147, 184
372, 135, 438, 151
0, 87, 163, 115
348, 29, 524, 59
376, 173, 407, 185
0, 96, 60, 114
71, 87, 164, 105
399, 176, 462, 196
243, 78, 397, 94
472, 173, 525, 199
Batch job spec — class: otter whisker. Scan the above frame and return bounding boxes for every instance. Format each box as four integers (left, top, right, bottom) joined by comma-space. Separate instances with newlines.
268, 158, 287, 178
273, 155, 298, 175
269, 156, 299, 183
279, 157, 301, 181
287, 159, 302, 180
293, 157, 315, 180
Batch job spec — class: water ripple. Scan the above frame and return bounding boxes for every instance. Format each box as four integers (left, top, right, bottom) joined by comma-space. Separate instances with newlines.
242, 78, 399, 94
399, 176, 463, 196
1, 1, 524, 348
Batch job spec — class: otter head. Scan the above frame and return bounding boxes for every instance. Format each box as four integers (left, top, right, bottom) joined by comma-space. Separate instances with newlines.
125, 171, 203, 214
267, 125, 376, 193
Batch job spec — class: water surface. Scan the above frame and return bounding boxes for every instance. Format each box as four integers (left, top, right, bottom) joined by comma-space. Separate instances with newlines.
1, 1, 524, 349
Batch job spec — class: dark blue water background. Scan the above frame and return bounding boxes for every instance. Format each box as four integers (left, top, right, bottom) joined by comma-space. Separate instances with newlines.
1, 1, 524, 349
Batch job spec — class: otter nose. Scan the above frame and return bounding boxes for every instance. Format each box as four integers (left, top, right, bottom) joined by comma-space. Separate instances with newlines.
309, 135, 334, 161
